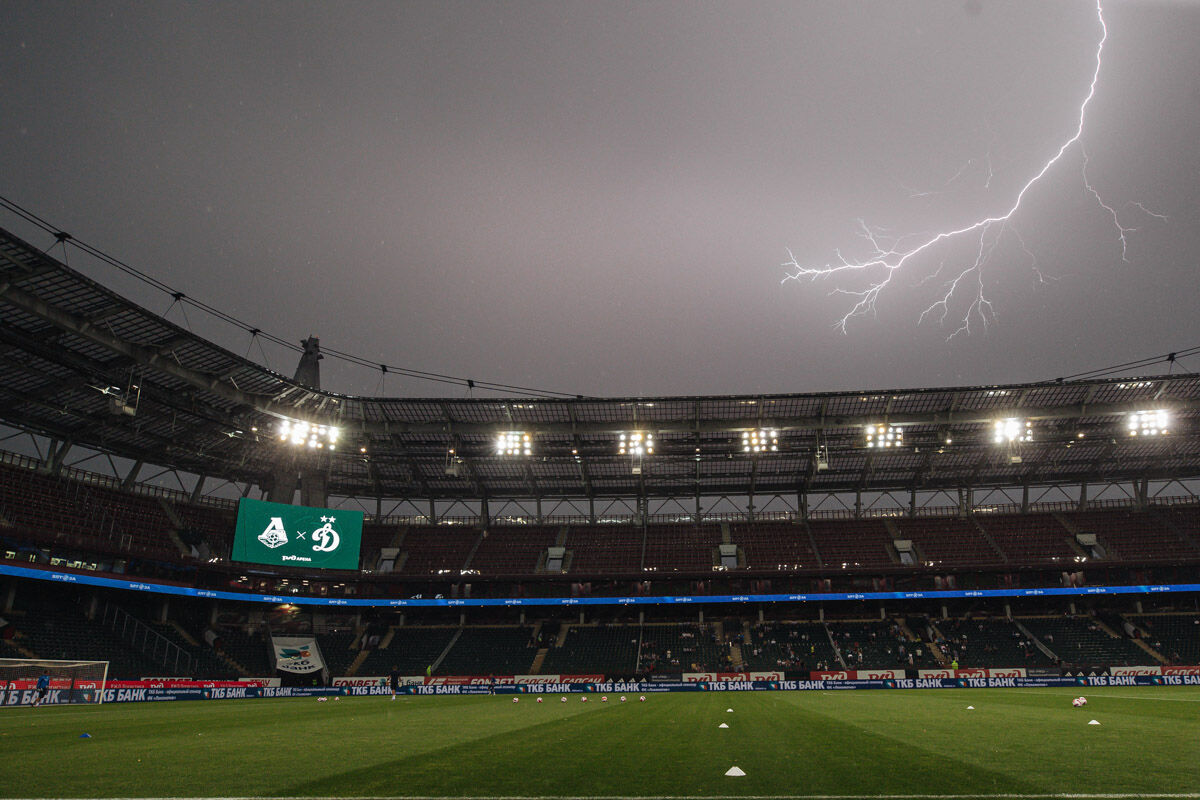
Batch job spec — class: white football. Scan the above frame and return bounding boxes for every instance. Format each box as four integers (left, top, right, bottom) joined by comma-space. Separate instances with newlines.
581, 696, 588, 702
536, 697, 543, 703
512, 697, 519, 703
317, 697, 328, 702
561, 696, 568, 703
620, 696, 626, 702
1073, 696, 1087, 707
601, 696, 608, 702
639, 695, 646, 702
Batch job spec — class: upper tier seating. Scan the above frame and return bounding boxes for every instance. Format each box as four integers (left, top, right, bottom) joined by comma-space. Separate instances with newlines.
641, 526, 721, 573
896, 517, 1000, 566
565, 525, 643, 574
974, 514, 1078, 564
397, 527, 479, 576
730, 522, 819, 570
807, 519, 894, 569
471, 526, 559, 576
1071, 510, 1195, 562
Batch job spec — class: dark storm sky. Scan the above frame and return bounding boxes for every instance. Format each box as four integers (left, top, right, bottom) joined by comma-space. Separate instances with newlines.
2, 0, 1198, 399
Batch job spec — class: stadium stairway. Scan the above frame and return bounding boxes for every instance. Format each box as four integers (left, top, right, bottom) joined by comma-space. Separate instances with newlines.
154, 498, 191, 557
346, 649, 371, 677
431, 629, 462, 674
528, 647, 549, 674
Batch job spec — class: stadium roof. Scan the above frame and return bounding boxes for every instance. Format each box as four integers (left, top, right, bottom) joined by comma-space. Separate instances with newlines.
3, 223, 1200, 504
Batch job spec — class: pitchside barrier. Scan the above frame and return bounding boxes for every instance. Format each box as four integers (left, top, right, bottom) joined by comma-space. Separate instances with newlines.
8, 668, 1200, 705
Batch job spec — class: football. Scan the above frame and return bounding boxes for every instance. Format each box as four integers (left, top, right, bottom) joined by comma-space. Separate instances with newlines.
639, 695, 646, 702
560, 696, 568, 703
536, 697, 543, 703
1072, 696, 1087, 707
512, 697, 519, 703
620, 696, 626, 702
601, 696, 608, 702
317, 697, 328, 702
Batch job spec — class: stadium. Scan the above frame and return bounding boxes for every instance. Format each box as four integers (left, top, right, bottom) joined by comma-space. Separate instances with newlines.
3, 1, 1200, 798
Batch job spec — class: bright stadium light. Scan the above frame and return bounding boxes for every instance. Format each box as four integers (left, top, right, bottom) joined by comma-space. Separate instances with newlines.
618, 432, 654, 456
742, 429, 778, 453
496, 431, 531, 456
993, 418, 1033, 444
865, 425, 903, 449
277, 419, 338, 450
1128, 409, 1169, 436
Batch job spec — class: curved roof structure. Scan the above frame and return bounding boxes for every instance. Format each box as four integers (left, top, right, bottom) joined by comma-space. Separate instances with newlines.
3, 223, 1199, 503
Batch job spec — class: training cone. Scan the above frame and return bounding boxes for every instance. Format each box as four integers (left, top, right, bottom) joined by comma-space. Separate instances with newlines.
78, 733, 91, 738
726, 708, 734, 713
966, 705, 975, 710
718, 722, 729, 729
1088, 719, 1101, 725
725, 766, 746, 777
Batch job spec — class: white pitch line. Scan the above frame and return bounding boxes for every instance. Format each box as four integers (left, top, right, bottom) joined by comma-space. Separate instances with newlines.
15, 795, 1200, 800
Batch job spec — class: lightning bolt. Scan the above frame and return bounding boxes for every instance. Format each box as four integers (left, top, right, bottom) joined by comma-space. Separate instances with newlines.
782, 0, 1162, 338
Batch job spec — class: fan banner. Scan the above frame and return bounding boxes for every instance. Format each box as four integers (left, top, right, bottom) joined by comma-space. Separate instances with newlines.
271, 637, 325, 674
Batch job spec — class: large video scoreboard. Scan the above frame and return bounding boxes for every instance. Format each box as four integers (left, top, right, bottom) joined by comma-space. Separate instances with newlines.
232, 498, 363, 570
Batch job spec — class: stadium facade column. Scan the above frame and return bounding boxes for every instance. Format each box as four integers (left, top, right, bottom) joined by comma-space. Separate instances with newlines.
1078, 482, 1089, 511
267, 336, 330, 507
3, 582, 14, 614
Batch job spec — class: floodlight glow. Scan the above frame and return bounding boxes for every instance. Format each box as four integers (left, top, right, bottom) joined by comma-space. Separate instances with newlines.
865, 425, 903, 449
496, 431, 531, 456
742, 429, 779, 453
618, 432, 654, 456
1128, 409, 1169, 436
277, 419, 341, 449
993, 418, 1033, 444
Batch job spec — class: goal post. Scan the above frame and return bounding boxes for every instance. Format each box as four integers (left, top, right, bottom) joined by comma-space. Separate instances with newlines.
0, 658, 109, 707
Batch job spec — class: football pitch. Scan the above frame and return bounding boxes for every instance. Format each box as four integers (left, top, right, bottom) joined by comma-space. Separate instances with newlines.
2, 687, 1199, 799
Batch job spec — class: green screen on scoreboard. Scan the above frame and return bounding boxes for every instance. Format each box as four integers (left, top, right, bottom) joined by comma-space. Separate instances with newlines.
232, 498, 363, 570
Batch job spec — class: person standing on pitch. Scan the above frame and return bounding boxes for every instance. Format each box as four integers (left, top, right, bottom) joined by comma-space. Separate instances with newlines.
33, 672, 50, 707
389, 667, 400, 700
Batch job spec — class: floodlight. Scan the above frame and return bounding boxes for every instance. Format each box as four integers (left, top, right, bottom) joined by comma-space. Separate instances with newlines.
742, 429, 778, 453
496, 431, 531, 456
618, 432, 654, 456
277, 418, 338, 449
865, 424, 903, 448
1128, 409, 1169, 437
993, 418, 1033, 444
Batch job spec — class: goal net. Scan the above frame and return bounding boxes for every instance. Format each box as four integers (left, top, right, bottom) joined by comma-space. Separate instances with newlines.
0, 658, 109, 707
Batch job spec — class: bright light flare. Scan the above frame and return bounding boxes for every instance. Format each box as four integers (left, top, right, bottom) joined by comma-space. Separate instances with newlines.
742, 430, 778, 453
865, 425, 903, 449
1128, 409, 1169, 437
993, 418, 1033, 444
619, 432, 654, 456
496, 431, 532, 456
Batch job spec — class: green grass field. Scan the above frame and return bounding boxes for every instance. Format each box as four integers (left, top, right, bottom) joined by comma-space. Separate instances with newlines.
2, 686, 1199, 798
